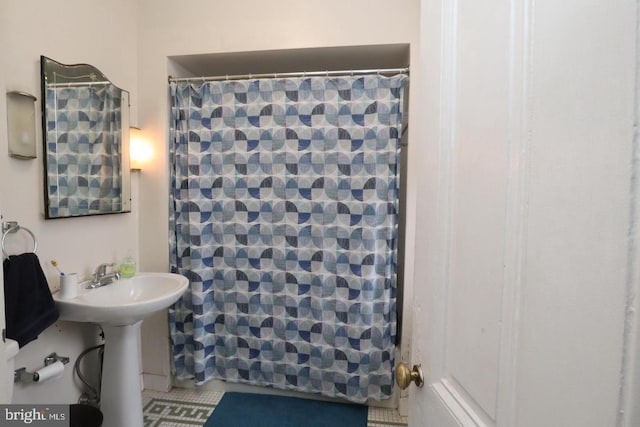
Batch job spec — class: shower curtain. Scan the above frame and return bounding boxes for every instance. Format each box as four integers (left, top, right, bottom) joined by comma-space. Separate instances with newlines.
45, 85, 123, 216
169, 74, 407, 403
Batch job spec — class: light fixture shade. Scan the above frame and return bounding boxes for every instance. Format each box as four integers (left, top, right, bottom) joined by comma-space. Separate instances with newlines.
6, 91, 37, 159
130, 127, 152, 170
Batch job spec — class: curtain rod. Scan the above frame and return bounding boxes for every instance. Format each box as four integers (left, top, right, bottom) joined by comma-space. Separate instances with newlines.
168, 67, 409, 83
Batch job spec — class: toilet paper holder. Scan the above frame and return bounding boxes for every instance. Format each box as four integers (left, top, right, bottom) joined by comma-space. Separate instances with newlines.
14, 352, 70, 383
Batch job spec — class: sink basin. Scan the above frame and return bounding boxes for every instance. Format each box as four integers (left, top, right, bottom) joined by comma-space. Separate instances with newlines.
53, 271, 189, 427
54, 272, 188, 326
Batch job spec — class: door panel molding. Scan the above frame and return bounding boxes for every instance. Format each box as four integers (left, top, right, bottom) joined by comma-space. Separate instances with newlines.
427, 380, 487, 427
495, 0, 535, 425
618, 2, 640, 423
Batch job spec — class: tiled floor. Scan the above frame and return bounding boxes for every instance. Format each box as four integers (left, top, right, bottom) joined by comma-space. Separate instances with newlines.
142, 387, 408, 427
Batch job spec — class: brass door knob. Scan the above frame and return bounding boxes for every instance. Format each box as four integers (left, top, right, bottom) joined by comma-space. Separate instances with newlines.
395, 362, 424, 389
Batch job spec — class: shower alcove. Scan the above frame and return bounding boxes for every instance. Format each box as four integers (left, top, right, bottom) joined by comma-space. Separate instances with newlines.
142, 43, 413, 411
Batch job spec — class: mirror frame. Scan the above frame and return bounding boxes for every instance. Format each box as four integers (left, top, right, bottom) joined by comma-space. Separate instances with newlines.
40, 56, 131, 219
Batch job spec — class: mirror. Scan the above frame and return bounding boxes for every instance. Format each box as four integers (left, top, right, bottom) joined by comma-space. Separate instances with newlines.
40, 56, 131, 219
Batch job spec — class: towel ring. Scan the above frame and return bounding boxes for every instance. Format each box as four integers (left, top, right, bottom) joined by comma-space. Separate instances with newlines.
1, 222, 37, 258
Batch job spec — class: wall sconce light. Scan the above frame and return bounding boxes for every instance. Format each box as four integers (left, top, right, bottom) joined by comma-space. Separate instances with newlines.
6, 91, 37, 159
129, 127, 152, 171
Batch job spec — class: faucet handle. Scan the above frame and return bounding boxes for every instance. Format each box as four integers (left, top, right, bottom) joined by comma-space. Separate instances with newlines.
95, 262, 116, 277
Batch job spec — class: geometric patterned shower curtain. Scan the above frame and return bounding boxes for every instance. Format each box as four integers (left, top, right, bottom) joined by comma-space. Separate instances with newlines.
168, 74, 407, 403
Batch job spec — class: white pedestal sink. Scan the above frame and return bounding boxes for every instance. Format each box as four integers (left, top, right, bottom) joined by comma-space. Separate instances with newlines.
53, 272, 188, 427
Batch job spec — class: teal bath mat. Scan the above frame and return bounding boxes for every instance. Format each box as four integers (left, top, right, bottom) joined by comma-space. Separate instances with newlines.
204, 392, 368, 427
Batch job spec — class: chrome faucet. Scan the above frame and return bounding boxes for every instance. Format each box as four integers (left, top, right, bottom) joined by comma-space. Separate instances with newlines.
86, 262, 120, 289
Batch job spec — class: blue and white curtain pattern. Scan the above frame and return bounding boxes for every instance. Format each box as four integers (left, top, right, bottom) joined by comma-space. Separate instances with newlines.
169, 74, 407, 403
45, 85, 123, 217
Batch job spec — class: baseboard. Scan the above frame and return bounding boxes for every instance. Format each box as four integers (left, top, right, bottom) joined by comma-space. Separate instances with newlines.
143, 373, 172, 392
398, 393, 409, 417
173, 376, 399, 409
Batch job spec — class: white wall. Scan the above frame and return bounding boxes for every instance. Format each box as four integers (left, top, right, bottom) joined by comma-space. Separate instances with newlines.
136, 0, 420, 403
1, 1, 139, 404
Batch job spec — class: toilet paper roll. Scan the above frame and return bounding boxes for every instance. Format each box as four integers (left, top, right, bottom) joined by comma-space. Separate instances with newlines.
33, 361, 64, 383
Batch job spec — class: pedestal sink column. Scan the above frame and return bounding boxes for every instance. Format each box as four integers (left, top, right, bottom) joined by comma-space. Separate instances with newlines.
101, 321, 144, 427
51, 273, 188, 425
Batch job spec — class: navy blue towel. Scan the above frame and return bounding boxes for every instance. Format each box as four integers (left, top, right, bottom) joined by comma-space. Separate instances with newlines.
3, 253, 59, 347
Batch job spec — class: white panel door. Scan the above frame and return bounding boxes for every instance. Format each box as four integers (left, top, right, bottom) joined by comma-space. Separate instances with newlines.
407, 0, 638, 426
